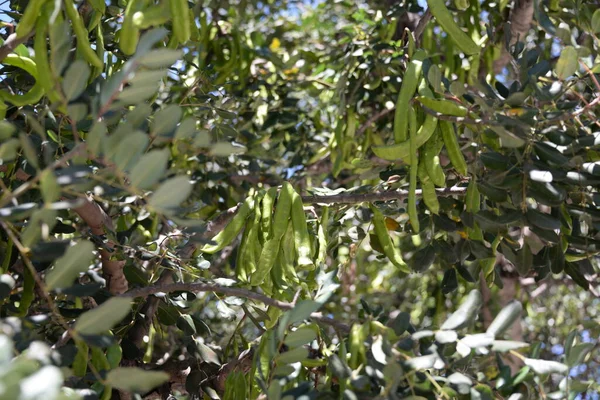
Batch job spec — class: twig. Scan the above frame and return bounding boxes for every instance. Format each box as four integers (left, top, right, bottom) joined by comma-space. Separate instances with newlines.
121, 282, 350, 332
356, 108, 394, 136
0, 31, 35, 62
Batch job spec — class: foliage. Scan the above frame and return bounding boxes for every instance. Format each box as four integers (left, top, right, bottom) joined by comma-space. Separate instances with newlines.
0, 0, 599, 398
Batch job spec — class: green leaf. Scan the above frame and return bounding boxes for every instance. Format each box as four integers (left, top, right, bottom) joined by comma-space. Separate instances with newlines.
284, 327, 318, 348
138, 49, 182, 68
555, 46, 578, 80
435, 330, 458, 344
209, 142, 246, 157
106, 367, 169, 393
62, 60, 91, 101
524, 358, 568, 374
405, 353, 443, 370
592, 9, 600, 33
274, 346, 308, 364
87, 122, 107, 157
135, 28, 169, 55
19, 133, 39, 169
448, 372, 472, 395
440, 290, 482, 330
129, 70, 168, 87
74, 297, 132, 335
193, 340, 221, 365
287, 300, 322, 326
388, 311, 411, 335
110, 131, 149, 172
40, 170, 60, 204
45, 241, 95, 290
491, 340, 529, 352
152, 105, 182, 136
0, 138, 20, 162
129, 149, 170, 189
117, 84, 159, 105
486, 301, 522, 338
566, 343, 594, 367
175, 118, 197, 139
148, 176, 193, 212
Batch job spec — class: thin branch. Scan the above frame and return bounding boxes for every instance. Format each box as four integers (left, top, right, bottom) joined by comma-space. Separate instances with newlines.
356, 108, 394, 136
0, 31, 34, 62
301, 186, 467, 205
121, 282, 350, 332
419, 104, 498, 126
414, 9, 432, 47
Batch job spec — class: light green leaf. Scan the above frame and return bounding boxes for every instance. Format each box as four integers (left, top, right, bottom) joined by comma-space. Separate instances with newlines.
0, 138, 20, 162
441, 290, 482, 330
19, 133, 38, 169
87, 122, 107, 157
486, 301, 522, 338
435, 330, 458, 344
110, 131, 149, 172
106, 367, 169, 393
194, 341, 221, 365
175, 118, 197, 139
129, 69, 168, 87
566, 343, 594, 367
148, 176, 192, 212
555, 46, 579, 80
129, 149, 170, 189
40, 171, 61, 204
138, 49, 182, 68
67, 103, 89, 122
135, 28, 169, 55
151, 105, 182, 136
287, 300, 321, 326
0, 121, 16, 140
284, 327, 318, 348
524, 358, 568, 374
274, 346, 308, 364
62, 60, 91, 101
491, 340, 529, 352
448, 372, 472, 395
74, 297, 132, 335
591, 9, 600, 33
117, 84, 159, 105
209, 142, 246, 157
45, 241, 95, 290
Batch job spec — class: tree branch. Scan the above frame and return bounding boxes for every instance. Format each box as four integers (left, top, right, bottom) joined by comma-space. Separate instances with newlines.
0, 31, 35, 62
301, 186, 467, 205
74, 195, 128, 295
121, 282, 351, 332
493, 0, 534, 74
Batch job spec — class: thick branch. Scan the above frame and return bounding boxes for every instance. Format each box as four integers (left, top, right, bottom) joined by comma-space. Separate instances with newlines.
121, 282, 350, 332
74, 195, 128, 295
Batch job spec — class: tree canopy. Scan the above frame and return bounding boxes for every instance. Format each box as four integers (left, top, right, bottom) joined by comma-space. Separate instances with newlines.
0, 0, 599, 398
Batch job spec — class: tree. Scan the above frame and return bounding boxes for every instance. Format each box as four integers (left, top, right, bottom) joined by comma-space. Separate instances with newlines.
0, 0, 599, 398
